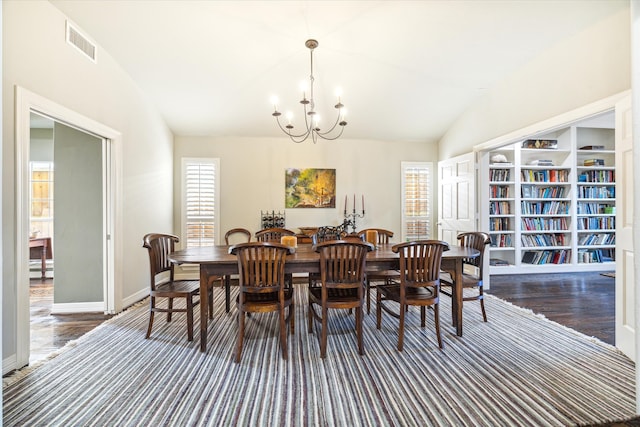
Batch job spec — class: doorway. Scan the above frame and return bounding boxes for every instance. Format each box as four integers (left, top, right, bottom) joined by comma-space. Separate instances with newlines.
15, 86, 122, 368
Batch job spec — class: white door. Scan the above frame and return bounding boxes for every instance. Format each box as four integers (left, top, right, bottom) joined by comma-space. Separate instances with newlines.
615, 95, 634, 360
438, 152, 476, 243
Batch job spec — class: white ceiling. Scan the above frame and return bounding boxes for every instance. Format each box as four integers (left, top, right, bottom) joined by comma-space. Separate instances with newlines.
50, 0, 626, 143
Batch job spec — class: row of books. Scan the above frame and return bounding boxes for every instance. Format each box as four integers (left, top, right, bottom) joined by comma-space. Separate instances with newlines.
490, 234, 513, 247
489, 169, 511, 182
577, 249, 615, 263
521, 217, 569, 231
577, 233, 616, 246
490, 218, 511, 231
577, 170, 615, 183
520, 201, 569, 215
521, 169, 569, 183
490, 185, 511, 198
526, 159, 554, 166
521, 249, 571, 265
490, 258, 511, 266
489, 201, 512, 215
576, 202, 615, 215
583, 158, 605, 166
577, 186, 615, 199
521, 233, 568, 247
576, 217, 615, 230
521, 185, 567, 199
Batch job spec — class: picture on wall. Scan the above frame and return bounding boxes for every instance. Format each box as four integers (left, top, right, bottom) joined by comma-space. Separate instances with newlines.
285, 168, 336, 208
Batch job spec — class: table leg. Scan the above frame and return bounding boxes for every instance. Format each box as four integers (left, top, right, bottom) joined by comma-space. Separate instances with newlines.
40, 244, 47, 280
453, 258, 463, 336
200, 266, 209, 352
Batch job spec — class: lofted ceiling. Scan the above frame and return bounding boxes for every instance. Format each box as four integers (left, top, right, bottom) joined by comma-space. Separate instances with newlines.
50, 0, 626, 143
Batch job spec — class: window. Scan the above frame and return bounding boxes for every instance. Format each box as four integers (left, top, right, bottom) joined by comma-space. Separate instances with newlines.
30, 161, 54, 238
182, 158, 220, 247
401, 162, 432, 241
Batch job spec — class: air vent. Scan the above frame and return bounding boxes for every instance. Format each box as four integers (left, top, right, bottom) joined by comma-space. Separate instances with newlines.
66, 21, 97, 63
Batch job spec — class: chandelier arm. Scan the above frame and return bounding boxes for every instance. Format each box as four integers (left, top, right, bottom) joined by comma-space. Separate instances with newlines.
274, 116, 313, 140
313, 125, 346, 141
316, 112, 342, 135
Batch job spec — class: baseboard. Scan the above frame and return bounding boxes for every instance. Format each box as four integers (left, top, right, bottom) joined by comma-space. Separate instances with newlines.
51, 301, 104, 314
122, 288, 149, 309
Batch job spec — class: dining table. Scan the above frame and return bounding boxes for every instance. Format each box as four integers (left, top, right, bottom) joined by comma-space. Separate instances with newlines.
169, 242, 480, 352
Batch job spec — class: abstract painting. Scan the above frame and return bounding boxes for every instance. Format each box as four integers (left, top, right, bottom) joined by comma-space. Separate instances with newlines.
285, 168, 336, 208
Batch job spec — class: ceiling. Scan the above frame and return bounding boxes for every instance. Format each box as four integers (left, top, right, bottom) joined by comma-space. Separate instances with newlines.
50, 0, 626, 143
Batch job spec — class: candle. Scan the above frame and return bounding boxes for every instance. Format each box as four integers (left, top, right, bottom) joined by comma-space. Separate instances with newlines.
366, 230, 378, 247
353, 194, 356, 213
344, 195, 347, 215
281, 236, 297, 248
362, 195, 365, 214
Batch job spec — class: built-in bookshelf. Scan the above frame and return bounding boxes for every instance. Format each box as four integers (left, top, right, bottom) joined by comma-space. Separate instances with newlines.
481, 114, 615, 274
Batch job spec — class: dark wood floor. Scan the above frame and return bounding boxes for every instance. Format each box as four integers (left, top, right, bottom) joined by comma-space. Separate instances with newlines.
25, 271, 615, 366
487, 271, 615, 345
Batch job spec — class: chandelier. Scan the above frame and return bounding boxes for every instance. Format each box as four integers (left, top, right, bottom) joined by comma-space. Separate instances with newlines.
271, 39, 347, 144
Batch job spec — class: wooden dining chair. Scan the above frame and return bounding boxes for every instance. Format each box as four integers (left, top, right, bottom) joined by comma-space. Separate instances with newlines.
229, 242, 294, 363
255, 227, 296, 242
308, 240, 374, 358
308, 225, 346, 288
221, 228, 252, 312
440, 231, 491, 323
376, 240, 449, 350
142, 233, 213, 341
357, 228, 399, 314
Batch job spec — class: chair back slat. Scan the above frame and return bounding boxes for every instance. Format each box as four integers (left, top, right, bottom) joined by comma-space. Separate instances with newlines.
315, 240, 373, 290
231, 242, 289, 294
357, 228, 393, 244
393, 240, 449, 287
225, 228, 252, 245
457, 232, 491, 277
255, 227, 296, 243
143, 233, 179, 290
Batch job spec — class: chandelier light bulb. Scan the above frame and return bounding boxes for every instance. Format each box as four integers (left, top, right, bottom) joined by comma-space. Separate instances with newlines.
270, 39, 347, 143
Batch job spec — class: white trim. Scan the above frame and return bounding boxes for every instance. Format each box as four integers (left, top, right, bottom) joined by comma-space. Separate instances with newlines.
122, 288, 149, 309
3, 355, 18, 376
473, 91, 631, 153
51, 302, 105, 314
15, 86, 123, 369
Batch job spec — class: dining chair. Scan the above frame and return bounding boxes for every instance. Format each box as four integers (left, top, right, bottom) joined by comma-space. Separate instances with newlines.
376, 240, 449, 350
308, 225, 346, 288
255, 227, 296, 242
356, 228, 399, 314
439, 231, 491, 323
229, 242, 294, 363
219, 228, 253, 313
308, 240, 374, 358
142, 233, 213, 341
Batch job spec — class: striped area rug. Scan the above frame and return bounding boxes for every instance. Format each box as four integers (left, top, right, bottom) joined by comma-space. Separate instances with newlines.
3, 288, 636, 426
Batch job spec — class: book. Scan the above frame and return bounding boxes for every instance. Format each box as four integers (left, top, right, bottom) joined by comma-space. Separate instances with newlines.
584, 159, 605, 166
527, 159, 554, 166
580, 145, 605, 150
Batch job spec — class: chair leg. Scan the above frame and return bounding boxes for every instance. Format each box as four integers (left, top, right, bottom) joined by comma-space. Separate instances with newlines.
420, 306, 426, 327
208, 287, 214, 319
280, 306, 288, 360
356, 306, 364, 355
186, 296, 194, 341
235, 310, 245, 363
146, 297, 155, 338
479, 287, 488, 322
376, 292, 382, 329
290, 302, 295, 335
366, 279, 371, 314
320, 306, 328, 358
167, 297, 173, 322
434, 303, 443, 349
225, 275, 231, 313
398, 303, 405, 352
308, 300, 314, 333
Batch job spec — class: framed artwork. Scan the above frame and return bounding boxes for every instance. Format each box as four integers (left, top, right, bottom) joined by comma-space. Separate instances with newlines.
285, 168, 336, 208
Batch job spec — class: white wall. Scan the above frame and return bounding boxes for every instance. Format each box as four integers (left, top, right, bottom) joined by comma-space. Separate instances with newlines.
3, 1, 173, 362
174, 136, 437, 242
439, 6, 631, 158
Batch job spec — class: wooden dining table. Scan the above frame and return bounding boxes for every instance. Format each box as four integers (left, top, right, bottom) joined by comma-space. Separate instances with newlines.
169, 242, 479, 352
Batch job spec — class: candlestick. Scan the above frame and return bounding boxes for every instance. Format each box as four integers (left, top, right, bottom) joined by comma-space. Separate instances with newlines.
353, 194, 356, 213
362, 194, 365, 214
344, 195, 347, 215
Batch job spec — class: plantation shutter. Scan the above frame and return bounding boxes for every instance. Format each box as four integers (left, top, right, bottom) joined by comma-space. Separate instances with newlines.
183, 159, 219, 247
401, 162, 432, 241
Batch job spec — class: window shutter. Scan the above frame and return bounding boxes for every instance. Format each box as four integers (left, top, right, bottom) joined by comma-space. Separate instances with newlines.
184, 160, 218, 247
401, 162, 432, 241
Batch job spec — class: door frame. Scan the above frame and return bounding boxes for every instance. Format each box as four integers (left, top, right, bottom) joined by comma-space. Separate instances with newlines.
15, 86, 123, 367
